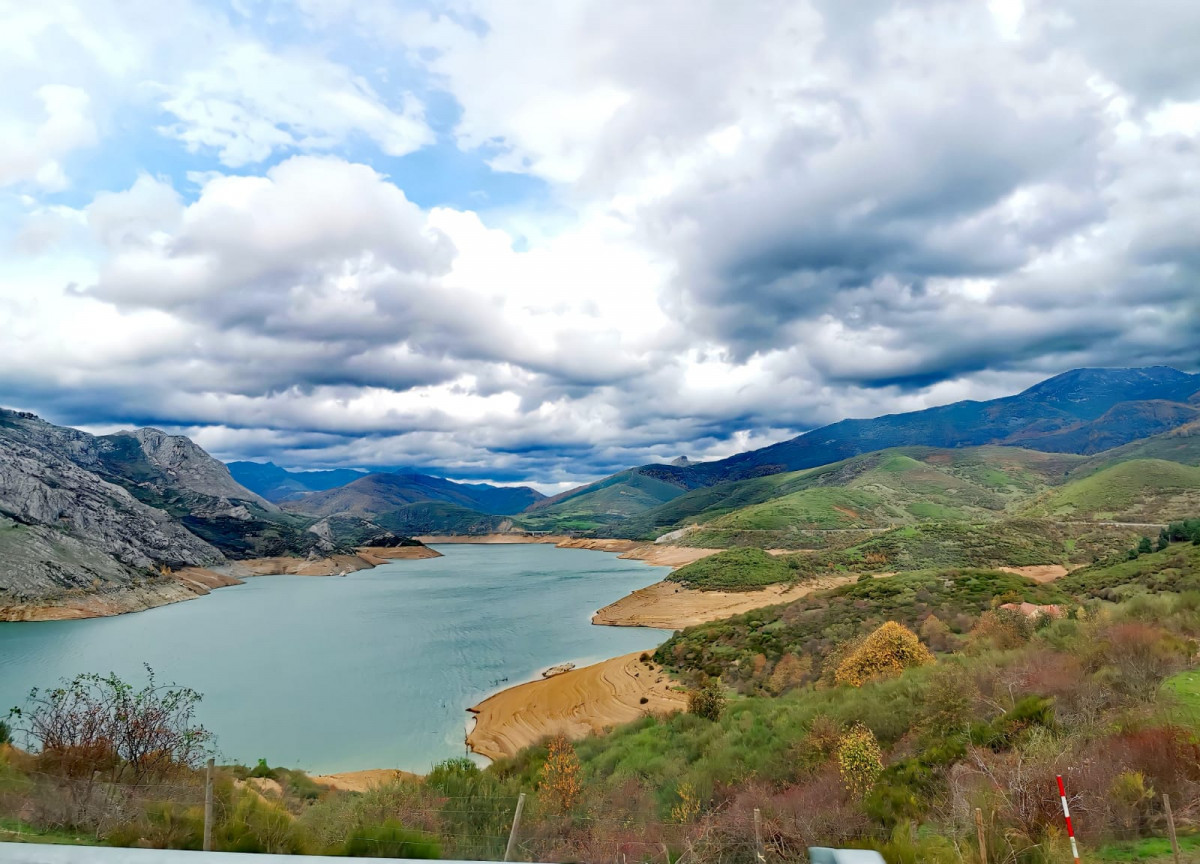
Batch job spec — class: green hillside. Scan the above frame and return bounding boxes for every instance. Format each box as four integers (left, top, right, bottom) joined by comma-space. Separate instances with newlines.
371, 502, 513, 536
665, 519, 1127, 591
1025, 459, 1200, 522
655, 568, 1065, 688
1059, 536, 1200, 598
520, 468, 696, 531
667, 547, 798, 590
617, 446, 1079, 542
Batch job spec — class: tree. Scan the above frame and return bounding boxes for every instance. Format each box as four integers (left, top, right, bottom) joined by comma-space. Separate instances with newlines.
687, 680, 726, 721
836, 723, 883, 799
539, 735, 582, 813
0, 719, 10, 746
1138, 536, 1154, 555
835, 621, 934, 687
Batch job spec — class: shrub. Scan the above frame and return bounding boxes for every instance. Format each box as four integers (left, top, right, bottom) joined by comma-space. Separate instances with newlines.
835, 622, 934, 687
539, 735, 582, 813
687, 682, 726, 721
836, 723, 883, 799
0, 719, 10, 746
343, 821, 441, 859
767, 653, 812, 694
670, 782, 701, 823
10, 667, 212, 785
971, 608, 1033, 650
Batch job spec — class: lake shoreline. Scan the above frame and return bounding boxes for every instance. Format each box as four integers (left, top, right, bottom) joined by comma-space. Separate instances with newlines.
0, 544, 443, 622
465, 652, 686, 762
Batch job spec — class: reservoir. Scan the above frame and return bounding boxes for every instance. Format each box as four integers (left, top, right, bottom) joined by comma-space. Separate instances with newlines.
0, 544, 669, 774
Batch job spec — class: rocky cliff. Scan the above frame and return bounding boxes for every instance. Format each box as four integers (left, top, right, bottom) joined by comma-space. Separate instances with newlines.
0, 410, 425, 618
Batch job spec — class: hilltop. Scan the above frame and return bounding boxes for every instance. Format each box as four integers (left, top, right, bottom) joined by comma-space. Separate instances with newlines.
526, 366, 1200, 533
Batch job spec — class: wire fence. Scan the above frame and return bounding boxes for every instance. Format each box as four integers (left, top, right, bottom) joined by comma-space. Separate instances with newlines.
2, 769, 1194, 863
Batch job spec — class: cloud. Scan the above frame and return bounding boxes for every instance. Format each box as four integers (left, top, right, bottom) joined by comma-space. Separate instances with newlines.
158, 43, 434, 166
0, 0, 1197, 488
0, 85, 97, 190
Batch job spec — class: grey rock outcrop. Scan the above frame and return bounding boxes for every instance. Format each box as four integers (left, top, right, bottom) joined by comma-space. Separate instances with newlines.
123, 428, 277, 509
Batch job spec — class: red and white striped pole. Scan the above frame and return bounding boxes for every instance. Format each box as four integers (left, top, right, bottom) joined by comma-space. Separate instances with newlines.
1056, 774, 1080, 864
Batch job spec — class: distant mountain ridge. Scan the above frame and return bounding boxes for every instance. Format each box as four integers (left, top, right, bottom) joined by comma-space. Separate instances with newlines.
228, 461, 367, 502
525, 366, 1200, 529
282, 471, 545, 520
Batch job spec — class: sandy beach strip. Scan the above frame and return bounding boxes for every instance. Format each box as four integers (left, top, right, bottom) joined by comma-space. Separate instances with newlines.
415, 534, 567, 545
466, 652, 687, 762
312, 768, 422, 793
592, 575, 861, 630
553, 538, 723, 568
996, 564, 1071, 583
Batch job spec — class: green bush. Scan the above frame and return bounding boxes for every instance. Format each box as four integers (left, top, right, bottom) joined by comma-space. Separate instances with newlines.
343, 821, 441, 858
687, 681, 726, 721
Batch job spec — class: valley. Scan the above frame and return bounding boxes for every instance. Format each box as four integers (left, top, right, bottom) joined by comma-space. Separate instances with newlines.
3, 365, 1200, 861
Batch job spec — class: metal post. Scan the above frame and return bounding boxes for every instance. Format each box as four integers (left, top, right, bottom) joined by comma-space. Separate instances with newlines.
753, 807, 764, 863
975, 807, 987, 864
203, 757, 214, 852
504, 792, 526, 862
1164, 793, 1181, 864
1056, 774, 1080, 864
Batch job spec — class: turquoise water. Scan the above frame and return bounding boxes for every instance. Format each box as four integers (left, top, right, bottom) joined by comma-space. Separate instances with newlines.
0, 545, 670, 773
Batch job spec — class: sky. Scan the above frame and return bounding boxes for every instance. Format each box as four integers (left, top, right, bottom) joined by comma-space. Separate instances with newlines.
2, 0, 1199, 493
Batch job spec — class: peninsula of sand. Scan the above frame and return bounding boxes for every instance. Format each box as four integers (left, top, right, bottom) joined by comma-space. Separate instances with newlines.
466, 652, 687, 761
464, 549, 863, 761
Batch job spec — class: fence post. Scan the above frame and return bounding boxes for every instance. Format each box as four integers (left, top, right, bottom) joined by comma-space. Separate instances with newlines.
203, 757, 214, 852
975, 807, 987, 864
1164, 793, 1181, 864
753, 807, 764, 863
504, 792, 526, 862
1056, 774, 1080, 864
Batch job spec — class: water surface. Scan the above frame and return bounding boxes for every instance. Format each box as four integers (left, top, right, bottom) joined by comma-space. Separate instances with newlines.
0, 544, 669, 773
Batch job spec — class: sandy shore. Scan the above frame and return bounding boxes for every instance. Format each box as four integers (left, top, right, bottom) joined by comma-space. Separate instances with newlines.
466, 652, 686, 762
592, 575, 860, 630
416, 533, 566, 545
4, 545, 443, 621
219, 546, 442, 578
312, 768, 422, 792
415, 535, 721, 569
996, 564, 1071, 583
553, 538, 723, 568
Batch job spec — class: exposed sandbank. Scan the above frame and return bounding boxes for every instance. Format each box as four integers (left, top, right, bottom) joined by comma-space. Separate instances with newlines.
312, 768, 422, 792
466, 652, 686, 762
415, 534, 566, 545
592, 575, 861, 630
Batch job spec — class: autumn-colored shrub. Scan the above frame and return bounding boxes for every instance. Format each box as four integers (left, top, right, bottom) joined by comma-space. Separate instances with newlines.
836, 723, 883, 799
539, 735, 582, 813
835, 622, 934, 687
767, 653, 812, 694
919, 614, 957, 652
670, 782, 700, 823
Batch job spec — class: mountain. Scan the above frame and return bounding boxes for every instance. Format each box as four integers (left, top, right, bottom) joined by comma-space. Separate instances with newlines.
0, 410, 423, 617
228, 461, 367, 502
528, 366, 1200, 530
283, 472, 545, 525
